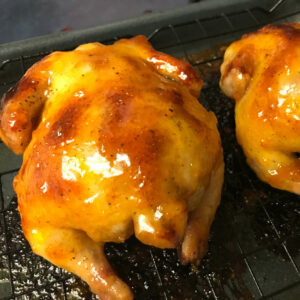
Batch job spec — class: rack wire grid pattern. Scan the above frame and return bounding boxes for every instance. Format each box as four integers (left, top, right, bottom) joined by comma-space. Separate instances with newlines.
0, 1, 300, 299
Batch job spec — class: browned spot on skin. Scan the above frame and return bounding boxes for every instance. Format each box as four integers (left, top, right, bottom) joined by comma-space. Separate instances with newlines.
1, 76, 39, 110
133, 130, 163, 167
45, 244, 73, 261
100, 128, 163, 167
156, 88, 184, 106
98, 125, 166, 205
172, 91, 183, 106
106, 88, 134, 126
122, 56, 144, 71
23, 143, 83, 201
47, 175, 71, 200
130, 131, 164, 205
47, 104, 82, 146
5, 109, 29, 133
157, 226, 179, 246
273, 24, 300, 39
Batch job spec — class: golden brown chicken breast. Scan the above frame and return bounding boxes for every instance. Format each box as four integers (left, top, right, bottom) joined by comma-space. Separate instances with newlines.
220, 23, 300, 195
0, 36, 224, 299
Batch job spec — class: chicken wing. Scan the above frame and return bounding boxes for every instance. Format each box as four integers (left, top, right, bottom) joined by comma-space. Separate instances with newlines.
0, 36, 224, 299
220, 23, 300, 195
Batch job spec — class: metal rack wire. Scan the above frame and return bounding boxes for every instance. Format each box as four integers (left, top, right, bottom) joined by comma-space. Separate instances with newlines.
0, 0, 299, 299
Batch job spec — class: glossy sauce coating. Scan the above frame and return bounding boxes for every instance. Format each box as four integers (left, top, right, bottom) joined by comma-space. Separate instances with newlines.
0, 36, 224, 299
220, 24, 300, 195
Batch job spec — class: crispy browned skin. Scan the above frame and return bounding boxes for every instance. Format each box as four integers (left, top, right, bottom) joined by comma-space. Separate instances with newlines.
220, 24, 300, 195
0, 36, 224, 299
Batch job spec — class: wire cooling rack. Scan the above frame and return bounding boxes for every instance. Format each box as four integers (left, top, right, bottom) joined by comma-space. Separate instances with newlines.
0, 0, 300, 299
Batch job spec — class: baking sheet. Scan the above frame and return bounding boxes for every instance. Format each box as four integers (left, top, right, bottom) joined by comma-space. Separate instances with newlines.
0, 0, 300, 299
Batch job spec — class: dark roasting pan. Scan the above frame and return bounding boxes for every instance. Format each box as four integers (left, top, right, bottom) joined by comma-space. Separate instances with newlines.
0, 0, 299, 299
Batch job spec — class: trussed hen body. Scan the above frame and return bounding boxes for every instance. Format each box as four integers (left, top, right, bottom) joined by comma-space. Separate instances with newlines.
220, 24, 300, 195
0, 36, 224, 299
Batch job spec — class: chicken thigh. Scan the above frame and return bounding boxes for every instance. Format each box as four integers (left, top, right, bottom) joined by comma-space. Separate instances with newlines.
0, 36, 224, 299
220, 23, 300, 195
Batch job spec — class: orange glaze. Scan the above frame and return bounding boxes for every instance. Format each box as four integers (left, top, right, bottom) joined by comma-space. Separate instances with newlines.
220, 24, 300, 195
0, 36, 224, 299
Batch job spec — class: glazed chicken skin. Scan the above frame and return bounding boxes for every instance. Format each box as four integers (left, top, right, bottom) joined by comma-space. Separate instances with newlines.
220, 23, 300, 195
0, 36, 224, 299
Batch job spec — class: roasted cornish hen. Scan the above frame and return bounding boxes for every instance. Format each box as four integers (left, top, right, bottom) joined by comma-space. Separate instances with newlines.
0, 36, 224, 299
220, 24, 300, 195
